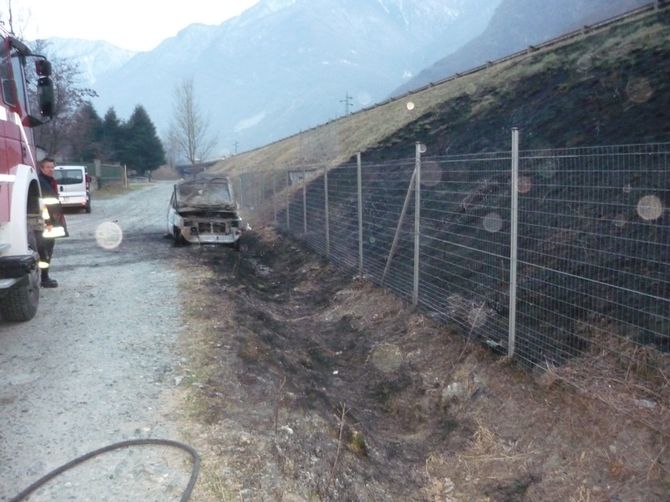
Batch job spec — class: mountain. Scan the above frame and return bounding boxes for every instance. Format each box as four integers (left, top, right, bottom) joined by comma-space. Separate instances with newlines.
38, 38, 136, 87
86, 0, 502, 156
392, 0, 650, 96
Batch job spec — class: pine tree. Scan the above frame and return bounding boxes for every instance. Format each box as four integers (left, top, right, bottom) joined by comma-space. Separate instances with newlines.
100, 108, 123, 162
119, 105, 166, 175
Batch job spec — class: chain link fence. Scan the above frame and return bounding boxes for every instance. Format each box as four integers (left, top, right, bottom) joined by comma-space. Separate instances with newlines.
234, 135, 670, 430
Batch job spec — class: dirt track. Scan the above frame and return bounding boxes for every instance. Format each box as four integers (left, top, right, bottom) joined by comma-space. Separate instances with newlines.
0, 182, 191, 500
1, 182, 668, 501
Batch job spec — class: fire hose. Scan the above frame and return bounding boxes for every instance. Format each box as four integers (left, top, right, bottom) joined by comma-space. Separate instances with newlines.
10, 438, 200, 502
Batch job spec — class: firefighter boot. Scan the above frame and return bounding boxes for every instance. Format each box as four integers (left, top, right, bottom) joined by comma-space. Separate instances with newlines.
41, 270, 58, 288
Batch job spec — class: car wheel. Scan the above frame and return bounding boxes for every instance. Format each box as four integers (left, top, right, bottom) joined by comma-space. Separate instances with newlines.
0, 224, 40, 321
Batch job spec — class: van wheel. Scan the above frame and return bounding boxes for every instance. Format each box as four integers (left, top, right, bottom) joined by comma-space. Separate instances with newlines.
0, 225, 40, 321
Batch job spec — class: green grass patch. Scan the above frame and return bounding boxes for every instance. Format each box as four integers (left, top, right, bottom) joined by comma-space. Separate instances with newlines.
93, 183, 146, 199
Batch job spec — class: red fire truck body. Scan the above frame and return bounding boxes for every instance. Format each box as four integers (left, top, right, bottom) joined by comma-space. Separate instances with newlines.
0, 29, 56, 321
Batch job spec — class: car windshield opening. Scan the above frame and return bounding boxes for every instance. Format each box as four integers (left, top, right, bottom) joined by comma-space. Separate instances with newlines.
177, 181, 233, 206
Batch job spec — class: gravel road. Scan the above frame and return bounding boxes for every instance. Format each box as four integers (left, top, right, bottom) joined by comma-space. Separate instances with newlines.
0, 181, 195, 501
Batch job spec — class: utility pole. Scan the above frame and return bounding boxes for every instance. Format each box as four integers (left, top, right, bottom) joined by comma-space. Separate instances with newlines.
8, 0, 15, 34
340, 92, 353, 116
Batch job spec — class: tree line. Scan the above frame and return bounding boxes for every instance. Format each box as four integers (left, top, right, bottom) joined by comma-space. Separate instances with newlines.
28, 41, 216, 176
37, 101, 166, 177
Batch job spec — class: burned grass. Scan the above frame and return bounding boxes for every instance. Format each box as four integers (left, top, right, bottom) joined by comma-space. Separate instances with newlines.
175, 225, 670, 501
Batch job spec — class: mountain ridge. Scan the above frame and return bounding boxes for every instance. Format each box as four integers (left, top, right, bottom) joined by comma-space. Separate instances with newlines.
392, 0, 651, 96
88, 0, 499, 155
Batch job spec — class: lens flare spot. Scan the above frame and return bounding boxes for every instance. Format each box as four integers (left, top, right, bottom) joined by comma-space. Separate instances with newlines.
468, 306, 488, 329
622, 184, 633, 194
612, 214, 627, 228
626, 77, 653, 104
576, 54, 594, 74
483, 212, 503, 233
538, 160, 557, 179
96, 221, 123, 250
420, 161, 443, 187
518, 176, 532, 194
370, 343, 403, 373
636, 195, 664, 221
406, 101, 415, 111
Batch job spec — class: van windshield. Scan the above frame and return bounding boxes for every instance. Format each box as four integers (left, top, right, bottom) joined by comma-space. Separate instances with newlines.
176, 180, 234, 208
54, 169, 84, 185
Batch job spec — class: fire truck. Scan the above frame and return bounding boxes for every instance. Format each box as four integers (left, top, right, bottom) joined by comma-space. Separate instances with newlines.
0, 30, 57, 321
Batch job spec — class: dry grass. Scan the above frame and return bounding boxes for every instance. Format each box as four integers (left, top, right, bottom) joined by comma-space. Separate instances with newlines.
195, 468, 240, 502
551, 330, 670, 437
458, 421, 530, 466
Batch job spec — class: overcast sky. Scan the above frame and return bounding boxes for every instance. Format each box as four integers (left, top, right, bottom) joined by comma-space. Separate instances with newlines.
5, 0, 261, 51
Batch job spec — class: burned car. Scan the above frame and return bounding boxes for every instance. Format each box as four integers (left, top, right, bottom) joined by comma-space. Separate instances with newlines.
167, 176, 244, 248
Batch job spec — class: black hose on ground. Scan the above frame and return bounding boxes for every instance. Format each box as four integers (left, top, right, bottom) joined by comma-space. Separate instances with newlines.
10, 438, 200, 502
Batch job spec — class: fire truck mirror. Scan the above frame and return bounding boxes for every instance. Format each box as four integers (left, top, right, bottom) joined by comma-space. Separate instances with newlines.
37, 76, 55, 118
35, 59, 52, 77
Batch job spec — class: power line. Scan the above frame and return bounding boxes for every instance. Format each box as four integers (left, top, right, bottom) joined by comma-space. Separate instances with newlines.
340, 92, 353, 116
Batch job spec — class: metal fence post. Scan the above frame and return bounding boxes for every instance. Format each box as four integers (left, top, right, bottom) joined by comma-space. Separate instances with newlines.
259, 173, 264, 210
382, 166, 417, 285
303, 168, 307, 234
413, 142, 422, 306
357, 153, 363, 275
324, 166, 330, 257
508, 128, 520, 358
286, 168, 290, 231
272, 172, 277, 224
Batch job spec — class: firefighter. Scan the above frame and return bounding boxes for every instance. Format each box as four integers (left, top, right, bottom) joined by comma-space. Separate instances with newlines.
37, 157, 68, 288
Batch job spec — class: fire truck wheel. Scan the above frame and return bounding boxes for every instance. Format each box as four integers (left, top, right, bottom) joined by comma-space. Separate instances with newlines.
0, 228, 40, 321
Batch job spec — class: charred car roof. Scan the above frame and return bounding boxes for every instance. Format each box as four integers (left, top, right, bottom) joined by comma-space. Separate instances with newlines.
175, 177, 236, 210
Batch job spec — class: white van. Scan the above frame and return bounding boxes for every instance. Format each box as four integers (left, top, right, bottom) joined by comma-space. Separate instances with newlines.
53, 165, 91, 213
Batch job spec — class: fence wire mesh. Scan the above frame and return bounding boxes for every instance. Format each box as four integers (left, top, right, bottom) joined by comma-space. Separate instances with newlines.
516, 144, 669, 364
234, 141, 670, 432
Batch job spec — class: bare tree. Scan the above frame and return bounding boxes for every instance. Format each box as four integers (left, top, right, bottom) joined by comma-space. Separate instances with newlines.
170, 78, 216, 165
161, 127, 180, 169
27, 41, 98, 157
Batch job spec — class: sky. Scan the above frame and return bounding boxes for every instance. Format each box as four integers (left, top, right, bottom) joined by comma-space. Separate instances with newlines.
5, 0, 261, 52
